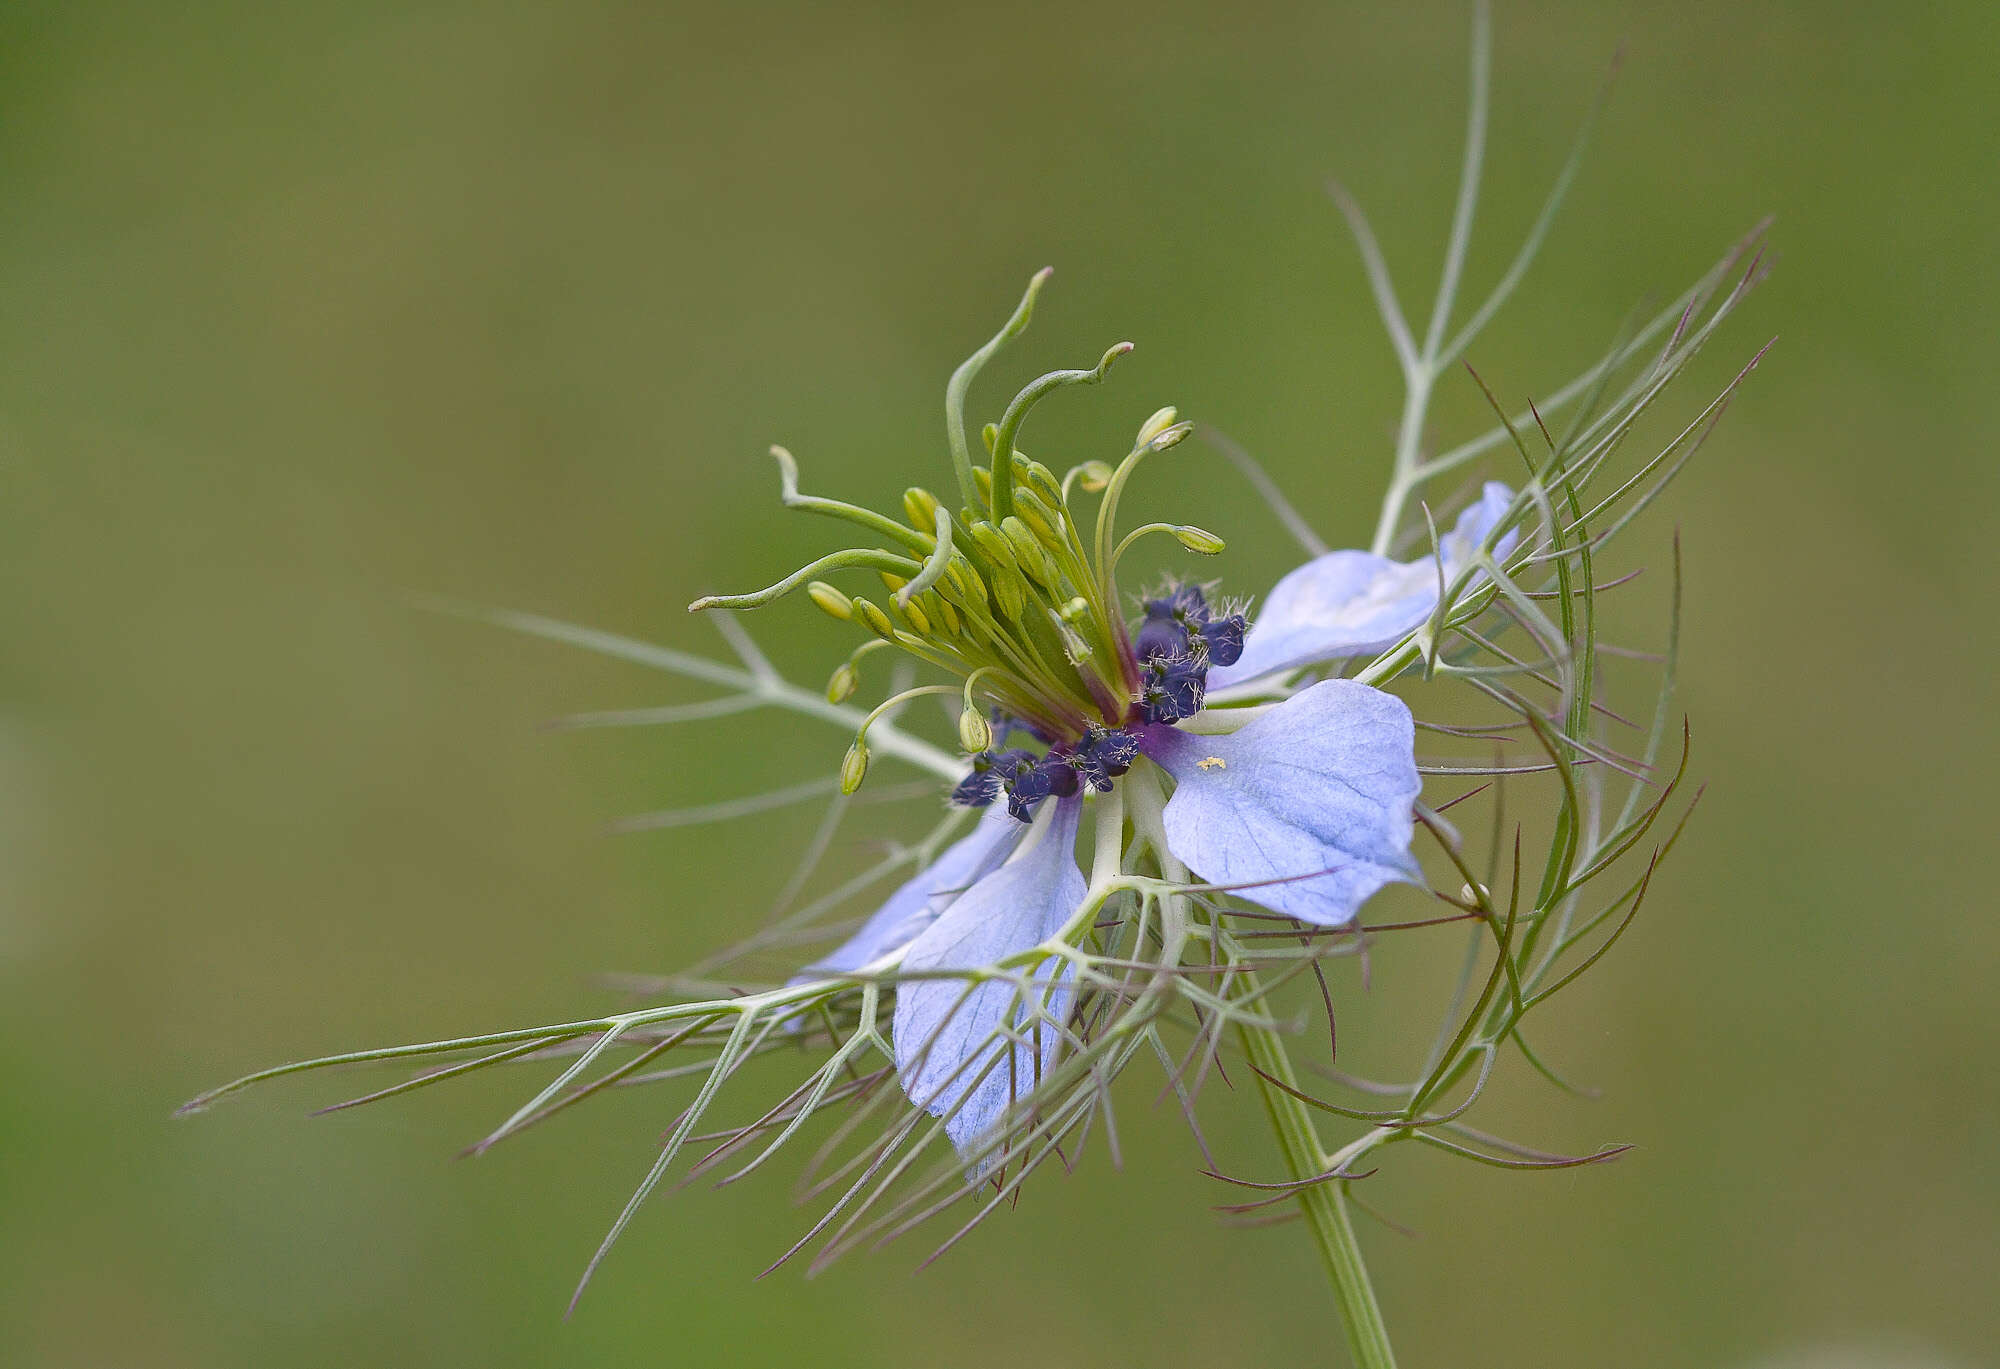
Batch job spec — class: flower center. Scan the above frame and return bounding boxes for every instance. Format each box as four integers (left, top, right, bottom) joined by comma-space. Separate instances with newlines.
953, 582, 1246, 822
683, 271, 1242, 813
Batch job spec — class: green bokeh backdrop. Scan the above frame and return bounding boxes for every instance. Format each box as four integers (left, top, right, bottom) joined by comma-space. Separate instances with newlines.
4, 2, 1995, 1366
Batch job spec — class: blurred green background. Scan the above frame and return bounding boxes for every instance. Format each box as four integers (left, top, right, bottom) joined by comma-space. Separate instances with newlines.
5, 1, 1995, 1366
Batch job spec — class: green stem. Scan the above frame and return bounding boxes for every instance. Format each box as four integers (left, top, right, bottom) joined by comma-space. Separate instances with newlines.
1123, 765, 1396, 1367
1239, 1004, 1399, 1369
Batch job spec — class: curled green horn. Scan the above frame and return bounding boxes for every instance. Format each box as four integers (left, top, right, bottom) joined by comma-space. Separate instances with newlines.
987, 340, 1134, 520
768, 446, 932, 553
945, 267, 1053, 512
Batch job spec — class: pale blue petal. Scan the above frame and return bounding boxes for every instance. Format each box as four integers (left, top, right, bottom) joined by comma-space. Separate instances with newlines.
1439, 480, 1518, 567
1149, 680, 1422, 926
893, 796, 1086, 1158
798, 805, 1023, 979
1210, 482, 1517, 688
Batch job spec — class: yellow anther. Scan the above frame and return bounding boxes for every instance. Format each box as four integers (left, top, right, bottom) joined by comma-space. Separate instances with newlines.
991, 569, 1026, 621
1017, 458, 1065, 508
1074, 460, 1114, 492
902, 486, 942, 533
924, 590, 961, 635
1135, 406, 1179, 446
945, 555, 988, 606
852, 596, 896, 640
806, 581, 854, 621
967, 520, 1020, 574
1012, 488, 1066, 546
840, 740, 870, 794
1001, 517, 1055, 587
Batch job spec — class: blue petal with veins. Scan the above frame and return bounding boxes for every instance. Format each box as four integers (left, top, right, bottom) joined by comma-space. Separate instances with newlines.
892, 796, 1086, 1156
1211, 482, 1517, 688
1146, 680, 1422, 927
798, 805, 1024, 978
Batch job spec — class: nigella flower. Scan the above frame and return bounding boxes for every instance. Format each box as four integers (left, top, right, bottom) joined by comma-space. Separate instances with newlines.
1210, 481, 1518, 689
179, 199, 1760, 1320
795, 471, 1533, 1154
742, 334, 1432, 1151
174, 16, 1773, 1330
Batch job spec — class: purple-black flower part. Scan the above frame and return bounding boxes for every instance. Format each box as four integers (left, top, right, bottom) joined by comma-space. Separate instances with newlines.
1134, 582, 1223, 664
1000, 752, 1077, 823
1134, 606, 1191, 663
953, 743, 1095, 824
1138, 655, 1206, 724
952, 747, 1039, 808
950, 753, 1005, 808
1198, 612, 1246, 666
1004, 767, 1051, 823
1069, 725, 1142, 791
1163, 582, 1209, 619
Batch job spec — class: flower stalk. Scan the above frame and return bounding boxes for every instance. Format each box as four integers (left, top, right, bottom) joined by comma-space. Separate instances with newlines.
1241, 1015, 1398, 1369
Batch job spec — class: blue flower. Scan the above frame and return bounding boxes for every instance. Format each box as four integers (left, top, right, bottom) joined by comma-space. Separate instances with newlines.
734, 374, 1502, 1163
1210, 482, 1517, 689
